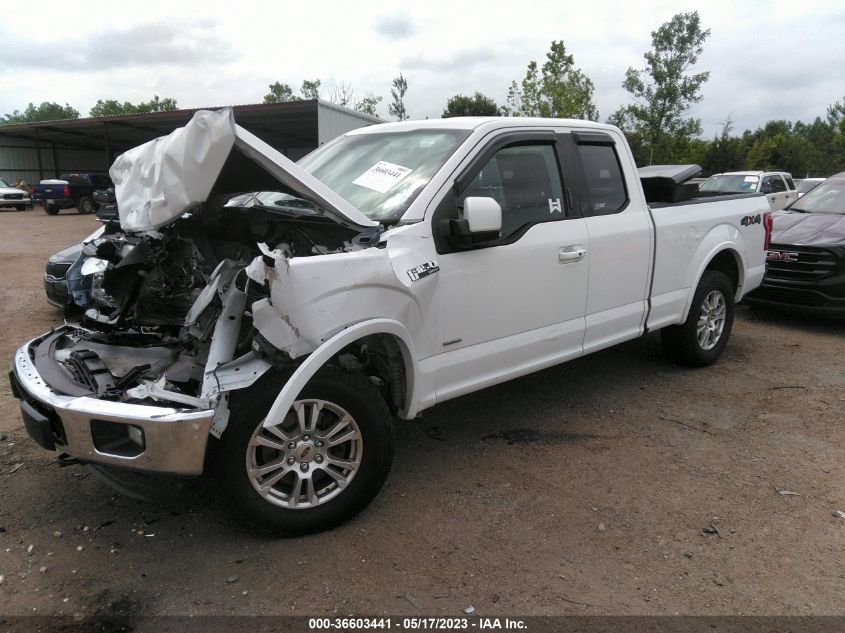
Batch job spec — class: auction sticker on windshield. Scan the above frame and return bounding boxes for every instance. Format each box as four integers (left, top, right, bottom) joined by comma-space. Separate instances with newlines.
353, 161, 413, 193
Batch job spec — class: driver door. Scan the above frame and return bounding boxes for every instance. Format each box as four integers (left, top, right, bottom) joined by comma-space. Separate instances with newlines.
431, 131, 589, 403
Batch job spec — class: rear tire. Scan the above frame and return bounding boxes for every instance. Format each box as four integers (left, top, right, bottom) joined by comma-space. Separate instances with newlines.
661, 270, 735, 367
210, 368, 394, 535
78, 197, 94, 214
45, 205, 59, 215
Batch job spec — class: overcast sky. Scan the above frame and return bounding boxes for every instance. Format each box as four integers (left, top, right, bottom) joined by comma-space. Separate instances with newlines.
1, 0, 842, 137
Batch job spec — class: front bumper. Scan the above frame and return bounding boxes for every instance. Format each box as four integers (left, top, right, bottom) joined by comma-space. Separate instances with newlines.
1, 195, 30, 206
11, 335, 214, 475
744, 279, 845, 318
44, 274, 71, 307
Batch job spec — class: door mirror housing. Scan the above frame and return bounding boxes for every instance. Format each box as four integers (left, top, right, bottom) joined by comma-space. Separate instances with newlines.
439, 196, 502, 250
760, 182, 773, 194
464, 197, 502, 234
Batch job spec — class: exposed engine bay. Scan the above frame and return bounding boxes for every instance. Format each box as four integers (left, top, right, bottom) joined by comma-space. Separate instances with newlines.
40, 193, 377, 420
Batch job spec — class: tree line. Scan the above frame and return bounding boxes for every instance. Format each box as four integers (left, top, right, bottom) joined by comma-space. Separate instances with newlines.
3, 10, 843, 175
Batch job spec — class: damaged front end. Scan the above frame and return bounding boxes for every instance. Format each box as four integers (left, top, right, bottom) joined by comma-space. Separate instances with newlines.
11, 108, 380, 474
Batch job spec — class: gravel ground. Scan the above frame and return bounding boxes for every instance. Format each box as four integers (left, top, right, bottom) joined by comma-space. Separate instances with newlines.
0, 207, 843, 622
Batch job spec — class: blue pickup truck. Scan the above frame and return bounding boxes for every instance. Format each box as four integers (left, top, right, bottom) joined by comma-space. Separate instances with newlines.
32, 173, 113, 215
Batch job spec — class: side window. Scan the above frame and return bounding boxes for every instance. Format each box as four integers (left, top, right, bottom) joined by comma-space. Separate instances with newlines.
784, 175, 796, 190
458, 143, 565, 239
576, 144, 627, 214
760, 176, 773, 193
771, 176, 787, 193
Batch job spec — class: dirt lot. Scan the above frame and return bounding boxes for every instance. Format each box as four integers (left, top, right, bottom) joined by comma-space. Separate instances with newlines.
0, 207, 844, 621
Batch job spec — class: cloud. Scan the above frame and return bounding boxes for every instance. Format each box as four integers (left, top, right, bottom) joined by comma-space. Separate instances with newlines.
401, 43, 526, 74
0, 20, 235, 71
373, 14, 416, 40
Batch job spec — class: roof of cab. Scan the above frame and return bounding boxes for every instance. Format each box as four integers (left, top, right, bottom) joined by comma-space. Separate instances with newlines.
344, 116, 621, 135
721, 170, 792, 177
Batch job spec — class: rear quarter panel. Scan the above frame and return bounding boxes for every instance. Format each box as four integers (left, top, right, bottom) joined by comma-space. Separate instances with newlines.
647, 196, 768, 330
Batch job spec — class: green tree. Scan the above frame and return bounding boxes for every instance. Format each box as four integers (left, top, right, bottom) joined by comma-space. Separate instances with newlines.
442, 92, 500, 117
619, 11, 711, 164
701, 117, 745, 174
354, 93, 383, 117
89, 95, 177, 117
388, 74, 409, 121
263, 82, 298, 103
327, 81, 355, 108
504, 41, 598, 120
607, 106, 648, 164
300, 79, 322, 100
826, 96, 845, 130
2, 102, 79, 124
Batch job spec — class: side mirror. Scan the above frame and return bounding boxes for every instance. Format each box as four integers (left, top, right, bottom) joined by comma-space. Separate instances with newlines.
760, 183, 773, 194
439, 197, 502, 250
464, 197, 502, 235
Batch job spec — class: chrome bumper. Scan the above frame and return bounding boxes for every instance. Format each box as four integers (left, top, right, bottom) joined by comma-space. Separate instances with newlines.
12, 337, 214, 475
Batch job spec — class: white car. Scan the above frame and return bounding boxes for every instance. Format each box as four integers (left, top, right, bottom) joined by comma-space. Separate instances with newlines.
11, 109, 770, 534
0, 178, 31, 211
700, 170, 798, 211
796, 177, 825, 197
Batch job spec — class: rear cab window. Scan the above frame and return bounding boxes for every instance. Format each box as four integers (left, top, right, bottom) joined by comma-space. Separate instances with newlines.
574, 140, 628, 215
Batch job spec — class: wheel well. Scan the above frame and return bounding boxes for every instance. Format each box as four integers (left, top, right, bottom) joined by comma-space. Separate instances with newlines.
705, 250, 740, 297
331, 333, 408, 416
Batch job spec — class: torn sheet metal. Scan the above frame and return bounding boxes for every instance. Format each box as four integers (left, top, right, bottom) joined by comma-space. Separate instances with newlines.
111, 109, 236, 233
110, 108, 378, 234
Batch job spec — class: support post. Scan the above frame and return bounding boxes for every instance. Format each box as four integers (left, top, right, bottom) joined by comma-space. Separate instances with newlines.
103, 121, 112, 170
33, 127, 44, 180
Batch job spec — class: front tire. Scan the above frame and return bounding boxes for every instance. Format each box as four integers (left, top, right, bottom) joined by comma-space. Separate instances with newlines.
211, 368, 394, 535
15, 204, 26, 211
661, 270, 735, 367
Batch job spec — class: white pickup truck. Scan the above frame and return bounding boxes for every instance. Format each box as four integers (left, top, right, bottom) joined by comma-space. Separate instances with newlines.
699, 170, 798, 211
11, 109, 771, 534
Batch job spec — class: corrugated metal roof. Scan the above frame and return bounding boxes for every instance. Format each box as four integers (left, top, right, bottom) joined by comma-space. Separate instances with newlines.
0, 100, 382, 153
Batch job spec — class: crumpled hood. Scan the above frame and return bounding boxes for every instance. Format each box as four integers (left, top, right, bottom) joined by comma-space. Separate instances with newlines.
771, 210, 845, 247
110, 108, 378, 233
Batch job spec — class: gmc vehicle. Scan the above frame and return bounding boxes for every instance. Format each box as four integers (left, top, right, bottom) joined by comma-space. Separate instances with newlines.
700, 170, 798, 211
32, 173, 113, 215
745, 172, 845, 316
10, 110, 770, 534
0, 178, 31, 211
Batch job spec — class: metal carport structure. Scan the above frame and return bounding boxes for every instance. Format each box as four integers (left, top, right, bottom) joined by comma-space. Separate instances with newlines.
0, 100, 381, 184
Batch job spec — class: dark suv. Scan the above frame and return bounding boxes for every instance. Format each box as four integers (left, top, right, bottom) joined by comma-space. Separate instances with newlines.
745, 173, 845, 317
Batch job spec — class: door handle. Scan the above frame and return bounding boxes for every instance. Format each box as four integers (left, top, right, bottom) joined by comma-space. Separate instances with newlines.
559, 245, 586, 263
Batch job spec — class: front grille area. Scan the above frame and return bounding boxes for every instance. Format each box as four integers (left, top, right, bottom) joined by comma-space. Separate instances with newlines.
3, 193, 24, 200
766, 244, 838, 281
46, 261, 72, 279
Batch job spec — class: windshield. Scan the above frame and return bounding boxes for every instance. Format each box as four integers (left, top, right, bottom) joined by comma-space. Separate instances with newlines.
797, 179, 823, 194
297, 128, 471, 223
700, 174, 759, 193
790, 179, 845, 215
0, 179, 9, 188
